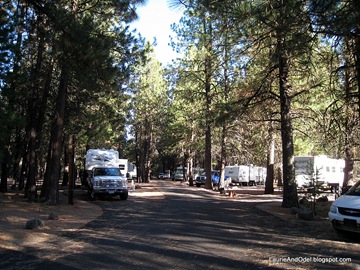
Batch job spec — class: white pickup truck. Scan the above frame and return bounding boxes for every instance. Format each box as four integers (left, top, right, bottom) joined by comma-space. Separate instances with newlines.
84, 149, 128, 200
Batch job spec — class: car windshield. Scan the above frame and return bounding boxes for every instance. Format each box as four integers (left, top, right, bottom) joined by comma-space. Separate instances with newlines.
94, 168, 122, 177
345, 181, 360, 196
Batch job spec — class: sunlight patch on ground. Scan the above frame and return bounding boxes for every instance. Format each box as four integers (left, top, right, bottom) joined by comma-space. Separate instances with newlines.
129, 191, 164, 197
236, 197, 283, 203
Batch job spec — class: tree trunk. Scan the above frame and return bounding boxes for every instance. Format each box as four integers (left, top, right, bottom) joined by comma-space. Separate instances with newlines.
25, 23, 46, 201
135, 128, 140, 183
62, 143, 69, 186
40, 136, 53, 199
0, 149, 9, 192
188, 153, 194, 186
219, 28, 229, 190
265, 122, 275, 194
43, 63, 69, 205
145, 125, 152, 183
277, 21, 299, 208
343, 145, 354, 188
343, 54, 354, 188
188, 124, 195, 186
204, 123, 212, 189
204, 15, 213, 190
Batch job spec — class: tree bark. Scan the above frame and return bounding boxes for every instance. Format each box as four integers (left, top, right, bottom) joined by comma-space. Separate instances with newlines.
276, 14, 299, 208
204, 14, 213, 190
0, 149, 9, 192
42, 63, 69, 205
219, 123, 227, 189
265, 122, 275, 194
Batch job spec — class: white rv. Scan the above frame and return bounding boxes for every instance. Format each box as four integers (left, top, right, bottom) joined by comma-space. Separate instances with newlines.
127, 162, 137, 180
84, 149, 128, 200
294, 155, 345, 188
225, 165, 266, 186
254, 166, 267, 185
225, 165, 249, 185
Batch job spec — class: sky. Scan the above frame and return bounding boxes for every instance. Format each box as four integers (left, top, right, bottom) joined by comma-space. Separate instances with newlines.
130, 0, 184, 65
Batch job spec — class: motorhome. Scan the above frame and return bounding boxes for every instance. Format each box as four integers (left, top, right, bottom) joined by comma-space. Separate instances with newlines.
84, 149, 128, 200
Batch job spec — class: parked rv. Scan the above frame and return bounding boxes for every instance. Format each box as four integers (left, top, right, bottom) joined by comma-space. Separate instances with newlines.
224, 165, 265, 186
225, 165, 248, 185
84, 149, 128, 200
294, 155, 345, 188
127, 161, 137, 181
254, 166, 267, 185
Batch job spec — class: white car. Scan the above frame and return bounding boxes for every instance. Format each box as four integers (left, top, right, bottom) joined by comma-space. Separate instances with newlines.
328, 180, 360, 233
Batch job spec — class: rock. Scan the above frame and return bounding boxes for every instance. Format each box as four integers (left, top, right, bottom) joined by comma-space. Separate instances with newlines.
291, 207, 315, 221
299, 196, 310, 206
297, 208, 315, 221
26, 218, 45, 229
48, 212, 59, 220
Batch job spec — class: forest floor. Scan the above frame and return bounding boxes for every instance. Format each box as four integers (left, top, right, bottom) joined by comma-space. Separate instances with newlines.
0, 188, 103, 251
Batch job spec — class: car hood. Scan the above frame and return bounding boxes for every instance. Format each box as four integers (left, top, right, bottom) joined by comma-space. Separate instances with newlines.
332, 195, 360, 209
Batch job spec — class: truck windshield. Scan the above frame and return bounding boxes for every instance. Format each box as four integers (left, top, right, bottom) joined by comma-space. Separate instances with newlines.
94, 168, 122, 177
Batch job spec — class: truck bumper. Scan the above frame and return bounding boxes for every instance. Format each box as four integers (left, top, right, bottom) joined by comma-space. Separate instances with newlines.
92, 188, 128, 196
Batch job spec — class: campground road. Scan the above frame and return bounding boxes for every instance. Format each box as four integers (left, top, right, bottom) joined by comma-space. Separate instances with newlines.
1, 179, 360, 269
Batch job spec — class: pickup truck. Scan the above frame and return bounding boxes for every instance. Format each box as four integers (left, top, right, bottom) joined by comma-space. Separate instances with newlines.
84, 149, 128, 200
195, 170, 220, 188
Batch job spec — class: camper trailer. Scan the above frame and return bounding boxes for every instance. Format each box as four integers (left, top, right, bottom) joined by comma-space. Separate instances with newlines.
294, 155, 345, 188
225, 165, 266, 186
224, 165, 249, 185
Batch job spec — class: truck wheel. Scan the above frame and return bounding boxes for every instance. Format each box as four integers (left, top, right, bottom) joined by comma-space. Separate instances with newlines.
89, 190, 97, 201
120, 193, 128, 200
